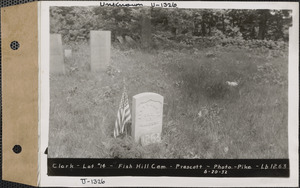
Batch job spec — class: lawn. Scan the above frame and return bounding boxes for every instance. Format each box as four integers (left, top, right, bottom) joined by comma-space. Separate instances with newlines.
48, 44, 288, 159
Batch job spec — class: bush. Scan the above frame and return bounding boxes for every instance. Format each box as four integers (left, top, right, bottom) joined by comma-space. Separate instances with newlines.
109, 136, 145, 158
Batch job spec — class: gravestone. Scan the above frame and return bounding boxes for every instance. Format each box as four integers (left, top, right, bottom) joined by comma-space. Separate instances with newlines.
141, 9, 152, 49
50, 34, 65, 74
125, 35, 135, 45
116, 36, 124, 44
132, 92, 164, 146
64, 49, 72, 58
90, 31, 111, 71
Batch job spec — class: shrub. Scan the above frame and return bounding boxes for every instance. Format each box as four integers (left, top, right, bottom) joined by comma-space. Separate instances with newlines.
109, 136, 145, 158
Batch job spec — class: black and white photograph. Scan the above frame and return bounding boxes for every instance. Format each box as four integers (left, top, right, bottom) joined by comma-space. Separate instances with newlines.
48, 5, 292, 160
36, 1, 300, 186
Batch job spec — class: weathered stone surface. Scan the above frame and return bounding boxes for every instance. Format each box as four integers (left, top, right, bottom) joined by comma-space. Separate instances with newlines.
116, 36, 124, 44
140, 132, 161, 146
90, 30, 111, 71
125, 35, 135, 44
141, 12, 152, 49
50, 34, 65, 74
64, 49, 72, 58
132, 92, 164, 146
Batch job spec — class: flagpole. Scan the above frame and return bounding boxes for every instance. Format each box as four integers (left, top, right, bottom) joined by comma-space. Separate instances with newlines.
123, 77, 126, 90
123, 77, 128, 138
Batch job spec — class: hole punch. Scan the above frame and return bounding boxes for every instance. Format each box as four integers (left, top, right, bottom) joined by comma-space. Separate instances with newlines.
12, 145, 22, 154
10, 41, 20, 50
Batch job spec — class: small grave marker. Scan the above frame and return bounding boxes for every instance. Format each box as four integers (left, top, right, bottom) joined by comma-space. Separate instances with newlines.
132, 92, 164, 146
90, 30, 111, 71
50, 34, 65, 74
64, 49, 72, 58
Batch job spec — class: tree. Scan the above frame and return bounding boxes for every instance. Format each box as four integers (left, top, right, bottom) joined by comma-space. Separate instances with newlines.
257, 10, 271, 40
50, 7, 292, 45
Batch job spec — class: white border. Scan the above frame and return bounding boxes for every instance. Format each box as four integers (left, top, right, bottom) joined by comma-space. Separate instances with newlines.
39, 1, 299, 187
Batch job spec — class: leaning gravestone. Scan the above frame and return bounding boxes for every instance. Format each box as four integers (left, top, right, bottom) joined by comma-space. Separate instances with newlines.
90, 31, 111, 71
50, 34, 65, 74
132, 92, 164, 146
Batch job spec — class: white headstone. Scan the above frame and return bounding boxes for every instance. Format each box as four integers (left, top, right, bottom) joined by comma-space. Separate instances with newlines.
132, 92, 164, 146
50, 34, 65, 74
64, 49, 72, 58
90, 30, 111, 71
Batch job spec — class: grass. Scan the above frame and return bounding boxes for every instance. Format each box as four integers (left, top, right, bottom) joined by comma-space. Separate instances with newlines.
48, 43, 288, 159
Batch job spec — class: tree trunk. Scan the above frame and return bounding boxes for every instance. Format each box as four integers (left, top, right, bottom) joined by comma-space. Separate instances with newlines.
258, 11, 268, 40
222, 14, 225, 33
250, 26, 256, 39
208, 17, 212, 35
258, 20, 267, 40
275, 16, 283, 40
201, 22, 206, 36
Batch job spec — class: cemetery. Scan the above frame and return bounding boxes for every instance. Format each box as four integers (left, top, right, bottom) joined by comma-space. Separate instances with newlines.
48, 7, 289, 159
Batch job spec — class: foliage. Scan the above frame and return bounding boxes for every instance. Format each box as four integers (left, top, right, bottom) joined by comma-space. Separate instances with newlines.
50, 7, 292, 48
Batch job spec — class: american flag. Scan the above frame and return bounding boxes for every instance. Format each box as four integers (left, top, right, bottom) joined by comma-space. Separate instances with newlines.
114, 86, 131, 138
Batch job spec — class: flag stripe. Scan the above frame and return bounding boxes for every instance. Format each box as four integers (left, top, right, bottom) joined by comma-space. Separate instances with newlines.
114, 86, 131, 138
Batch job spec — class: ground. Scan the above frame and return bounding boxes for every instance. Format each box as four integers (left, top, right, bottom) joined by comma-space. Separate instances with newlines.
48, 44, 288, 159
